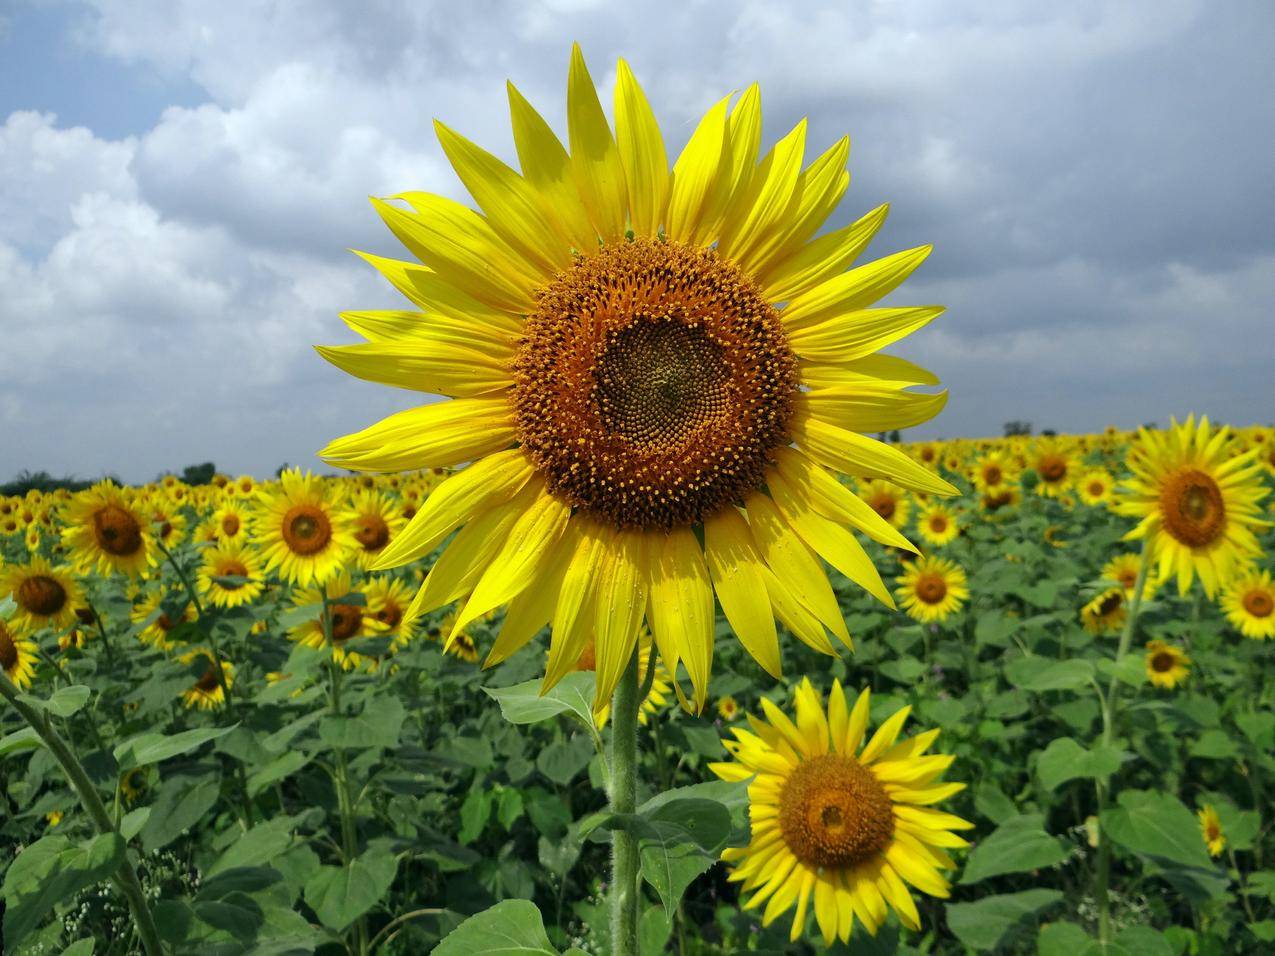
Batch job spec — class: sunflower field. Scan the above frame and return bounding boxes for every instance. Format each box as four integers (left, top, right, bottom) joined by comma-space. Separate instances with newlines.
4, 47, 1275, 956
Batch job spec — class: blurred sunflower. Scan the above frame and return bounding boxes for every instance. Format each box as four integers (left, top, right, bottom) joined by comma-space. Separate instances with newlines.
179, 649, 234, 710
229, 475, 258, 499
1080, 587, 1126, 635
896, 556, 968, 623
290, 570, 387, 670
1077, 468, 1114, 506
317, 45, 954, 712
197, 542, 264, 609
717, 696, 741, 721
1115, 416, 1269, 597
364, 575, 420, 650
0, 618, 39, 689
1144, 639, 1190, 690
255, 469, 356, 586
0, 557, 83, 635
1100, 552, 1159, 602
211, 501, 251, 545
121, 767, 149, 804
61, 482, 153, 578
1029, 440, 1074, 498
710, 680, 970, 946
347, 489, 407, 570
859, 479, 911, 531
970, 451, 1018, 493
145, 499, 187, 549
1198, 804, 1226, 857
915, 502, 959, 547
132, 590, 196, 651
1220, 567, 1274, 640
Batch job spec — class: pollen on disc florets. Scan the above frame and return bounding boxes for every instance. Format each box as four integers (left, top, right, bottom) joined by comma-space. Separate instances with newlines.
512, 237, 798, 530
778, 753, 895, 870
1159, 468, 1226, 548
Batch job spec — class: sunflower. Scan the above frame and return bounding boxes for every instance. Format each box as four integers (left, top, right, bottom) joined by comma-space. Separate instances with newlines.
364, 575, 420, 650
970, 451, 1018, 493
1115, 416, 1269, 597
290, 569, 387, 670
61, 482, 153, 578
179, 649, 235, 710
1197, 804, 1225, 857
717, 695, 741, 721
121, 767, 149, 804
710, 679, 970, 945
1220, 567, 1275, 640
1144, 639, 1190, 690
446, 628, 480, 663
0, 557, 84, 635
317, 46, 954, 712
857, 479, 911, 531
914, 502, 959, 547
211, 501, 251, 546
131, 590, 197, 651
197, 542, 265, 609
254, 469, 356, 586
980, 484, 1020, 514
896, 556, 968, 623
144, 498, 187, 549
1077, 468, 1114, 507
1080, 587, 1126, 635
1029, 439, 1074, 498
347, 489, 407, 570
1100, 553, 1160, 602
229, 474, 258, 499
0, 618, 39, 689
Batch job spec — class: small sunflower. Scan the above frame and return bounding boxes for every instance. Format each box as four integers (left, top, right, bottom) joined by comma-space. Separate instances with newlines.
981, 484, 1020, 514
0, 557, 84, 635
859, 479, 911, 531
197, 542, 265, 609
229, 474, 258, 499
896, 556, 968, 623
61, 482, 154, 578
717, 695, 741, 721
0, 618, 39, 689
1100, 553, 1160, 602
915, 502, 959, 547
1077, 468, 1114, 507
1197, 804, 1225, 857
711, 680, 971, 946
121, 767, 149, 804
254, 469, 356, 586
1220, 567, 1275, 640
144, 498, 187, 549
1030, 440, 1074, 498
131, 590, 197, 651
970, 451, 1018, 493
211, 501, 251, 545
179, 650, 235, 710
290, 570, 387, 670
1080, 587, 1126, 635
1144, 639, 1190, 690
1115, 415, 1269, 597
364, 575, 420, 650
347, 489, 407, 570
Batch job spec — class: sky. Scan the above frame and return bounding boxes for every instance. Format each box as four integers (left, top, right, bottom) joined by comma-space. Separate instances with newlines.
1, 0, 1273, 484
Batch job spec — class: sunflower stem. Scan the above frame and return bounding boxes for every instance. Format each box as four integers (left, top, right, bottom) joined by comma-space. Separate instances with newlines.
610, 648, 641, 956
157, 539, 235, 717
1095, 541, 1152, 943
0, 673, 164, 956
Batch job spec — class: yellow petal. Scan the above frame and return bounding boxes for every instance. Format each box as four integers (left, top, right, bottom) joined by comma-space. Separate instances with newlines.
646, 526, 713, 706
787, 306, 944, 363
846, 687, 871, 755
483, 529, 573, 667
434, 120, 574, 275
705, 506, 781, 678
758, 203, 888, 303
314, 341, 512, 397
718, 119, 807, 268
567, 44, 628, 242
338, 309, 519, 351
370, 449, 534, 570
319, 398, 514, 473
756, 135, 850, 276
804, 385, 948, 440
827, 680, 849, 755
665, 94, 730, 245
370, 194, 539, 314
592, 529, 647, 712
782, 245, 932, 332
760, 566, 838, 656
860, 705, 912, 764
701, 84, 762, 240
506, 81, 597, 251
543, 518, 608, 690
351, 252, 523, 333
799, 353, 941, 389
614, 58, 668, 237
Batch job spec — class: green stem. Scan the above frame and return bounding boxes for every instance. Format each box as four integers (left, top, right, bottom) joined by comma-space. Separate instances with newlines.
0, 674, 164, 956
610, 649, 641, 956
1096, 542, 1152, 943
157, 540, 235, 718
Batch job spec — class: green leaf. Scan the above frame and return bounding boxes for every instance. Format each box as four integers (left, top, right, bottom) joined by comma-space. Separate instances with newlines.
246, 750, 309, 797
140, 774, 221, 854
960, 814, 1069, 884
1, 832, 125, 950
0, 726, 42, 757
1004, 657, 1094, 692
1101, 789, 1215, 869
206, 816, 300, 877
114, 724, 236, 771
192, 891, 264, 942
119, 807, 150, 841
1037, 921, 1092, 955
459, 786, 494, 845
303, 847, 398, 931
535, 735, 593, 785
196, 866, 283, 901
1036, 737, 1130, 791
945, 888, 1063, 951
61, 939, 96, 956
484, 672, 597, 731
496, 788, 524, 829
318, 696, 405, 749
1095, 654, 1146, 688
637, 798, 732, 915
1188, 729, 1240, 760
432, 899, 557, 956
974, 610, 1018, 648
18, 684, 91, 717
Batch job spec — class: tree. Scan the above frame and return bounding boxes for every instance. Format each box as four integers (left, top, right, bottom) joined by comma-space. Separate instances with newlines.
179, 462, 217, 485
1003, 420, 1032, 437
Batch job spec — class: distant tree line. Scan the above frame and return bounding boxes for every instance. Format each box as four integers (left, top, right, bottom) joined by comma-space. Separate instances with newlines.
2, 462, 219, 496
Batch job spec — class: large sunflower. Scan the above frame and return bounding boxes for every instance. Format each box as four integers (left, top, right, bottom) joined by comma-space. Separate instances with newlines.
1115, 416, 1269, 597
0, 557, 84, 635
317, 46, 954, 712
710, 679, 970, 945
61, 482, 154, 578
254, 469, 356, 586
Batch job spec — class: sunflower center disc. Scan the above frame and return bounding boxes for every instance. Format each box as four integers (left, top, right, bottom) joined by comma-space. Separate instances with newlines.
93, 504, 143, 556
376, 602, 403, 629
983, 465, 1002, 484
1038, 456, 1067, 482
872, 496, 896, 520
0, 623, 18, 670
513, 238, 797, 530
282, 505, 333, 556
195, 665, 221, 692
1097, 592, 1123, 616
778, 753, 894, 869
355, 515, 390, 551
328, 604, 363, 643
18, 575, 67, 616
1151, 652, 1176, 673
218, 561, 249, 588
1159, 469, 1225, 547
222, 515, 240, 536
1244, 590, 1273, 618
917, 573, 948, 604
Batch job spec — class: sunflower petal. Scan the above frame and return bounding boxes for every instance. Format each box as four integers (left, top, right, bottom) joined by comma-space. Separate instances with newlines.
567, 44, 628, 243
647, 526, 714, 707
782, 245, 932, 332
319, 398, 515, 473
759, 203, 888, 302
614, 58, 668, 237
592, 529, 648, 712
665, 94, 730, 245
314, 341, 512, 397
705, 506, 781, 679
